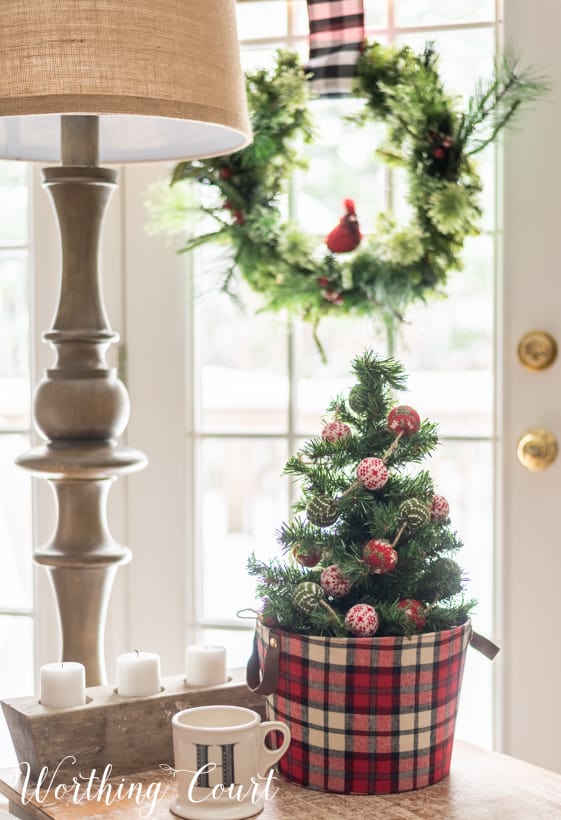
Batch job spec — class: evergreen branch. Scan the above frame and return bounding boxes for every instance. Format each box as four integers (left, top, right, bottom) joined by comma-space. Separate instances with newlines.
178, 230, 227, 253
462, 51, 548, 156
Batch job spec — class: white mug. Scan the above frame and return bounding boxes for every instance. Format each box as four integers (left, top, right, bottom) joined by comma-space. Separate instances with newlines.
171, 704, 291, 819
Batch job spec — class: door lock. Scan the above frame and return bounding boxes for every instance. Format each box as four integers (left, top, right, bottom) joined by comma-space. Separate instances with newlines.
516, 428, 558, 471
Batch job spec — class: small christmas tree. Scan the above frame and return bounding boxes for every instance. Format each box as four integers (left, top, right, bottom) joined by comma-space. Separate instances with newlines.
248, 351, 475, 638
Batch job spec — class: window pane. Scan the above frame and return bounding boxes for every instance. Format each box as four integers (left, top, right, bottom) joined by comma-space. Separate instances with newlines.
294, 316, 387, 435
291, 1, 308, 36
237, 0, 288, 41
0, 435, 32, 609
199, 437, 288, 623
298, 98, 386, 236
196, 280, 289, 434
395, 0, 495, 27
0, 616, 34, 767
427, 440, 493, 635
426, 439, 494, 747
394, 234, 494, 438
397, 28, 495, 100
0, 251, 30, 429
0, 162, 28, 244
240, 46, 283, 71
364, 0, 388, 30
202, 627, 255, 669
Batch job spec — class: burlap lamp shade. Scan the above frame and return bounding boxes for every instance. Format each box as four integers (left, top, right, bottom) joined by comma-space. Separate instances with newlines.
0, 0, 252, 161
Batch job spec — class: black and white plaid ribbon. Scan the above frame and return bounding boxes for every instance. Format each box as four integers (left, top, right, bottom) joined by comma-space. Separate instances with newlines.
306, 0, 365, 97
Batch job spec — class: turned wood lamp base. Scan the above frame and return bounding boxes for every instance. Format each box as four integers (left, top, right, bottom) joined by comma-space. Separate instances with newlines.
17, 115, 147, 686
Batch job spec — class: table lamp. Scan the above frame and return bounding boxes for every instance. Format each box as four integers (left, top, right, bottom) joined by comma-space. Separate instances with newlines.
0, 1, 251, 685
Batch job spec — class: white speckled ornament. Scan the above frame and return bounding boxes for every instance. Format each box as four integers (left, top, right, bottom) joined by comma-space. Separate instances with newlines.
320, 564, 352, 598
345, 603, 379, 636
322, 420, 352, 443
430, 494, 450, 520
356, 457, 388, 490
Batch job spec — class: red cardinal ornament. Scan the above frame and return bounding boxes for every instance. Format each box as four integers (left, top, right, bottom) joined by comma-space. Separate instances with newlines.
326, 199, 362, 253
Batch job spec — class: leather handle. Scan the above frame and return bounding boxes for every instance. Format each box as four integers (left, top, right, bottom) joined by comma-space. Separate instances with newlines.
471, 629, 500, 660
246, 630, 280, 695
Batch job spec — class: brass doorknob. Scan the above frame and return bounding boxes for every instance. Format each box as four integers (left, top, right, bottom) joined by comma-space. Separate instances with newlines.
516, 428, 558, 471
517, 331, 557, 371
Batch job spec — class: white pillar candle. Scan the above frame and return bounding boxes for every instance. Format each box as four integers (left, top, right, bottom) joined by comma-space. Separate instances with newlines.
40, 662, 86, 709
116, 651, 161, 697
185, 644, 227, 686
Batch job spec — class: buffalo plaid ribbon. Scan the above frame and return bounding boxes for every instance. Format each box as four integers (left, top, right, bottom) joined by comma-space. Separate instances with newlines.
306, 0, 365, 96
256, 620, 471, 794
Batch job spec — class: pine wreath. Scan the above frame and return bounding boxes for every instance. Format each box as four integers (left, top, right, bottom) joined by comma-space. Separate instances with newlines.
163, 45, 543, 344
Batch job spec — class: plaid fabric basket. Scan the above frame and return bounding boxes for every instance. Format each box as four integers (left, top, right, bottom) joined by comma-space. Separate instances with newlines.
248, 619, 472, 794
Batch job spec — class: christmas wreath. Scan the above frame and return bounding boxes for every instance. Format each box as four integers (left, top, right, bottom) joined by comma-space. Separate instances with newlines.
159, 45, 542, 345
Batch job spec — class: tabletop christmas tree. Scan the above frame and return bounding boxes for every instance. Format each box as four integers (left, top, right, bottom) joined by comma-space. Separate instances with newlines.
248, 350, 475, 638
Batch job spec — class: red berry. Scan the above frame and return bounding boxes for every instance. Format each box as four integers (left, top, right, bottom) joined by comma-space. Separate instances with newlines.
317, 276, 330, 287
397, 599, 426, 629
433, 147, 445, 160
219, 166, 233, 179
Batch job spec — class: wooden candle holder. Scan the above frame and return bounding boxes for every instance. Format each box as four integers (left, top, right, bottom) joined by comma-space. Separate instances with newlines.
1, 669, 264, 784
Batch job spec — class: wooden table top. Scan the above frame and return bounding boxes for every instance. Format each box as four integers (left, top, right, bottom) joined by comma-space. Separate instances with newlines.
2, 740, 561, 819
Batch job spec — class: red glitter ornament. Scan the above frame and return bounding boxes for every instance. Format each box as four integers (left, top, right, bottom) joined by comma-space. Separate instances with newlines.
356, 457, 388, 490
387, 405, 421, 435
322, 421, 352, 443
397, 599, 426, 629
345, 603, 379, 637
325, 199, 362, 253
362, 539, 398, 574
320, 564, 352, 598
431, 494, 450, 520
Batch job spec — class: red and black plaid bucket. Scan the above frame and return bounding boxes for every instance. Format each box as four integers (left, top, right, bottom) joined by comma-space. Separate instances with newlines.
247, 619, 472, 794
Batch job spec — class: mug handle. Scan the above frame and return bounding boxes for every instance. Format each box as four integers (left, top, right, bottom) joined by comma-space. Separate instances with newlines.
258, 720, 291, 775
